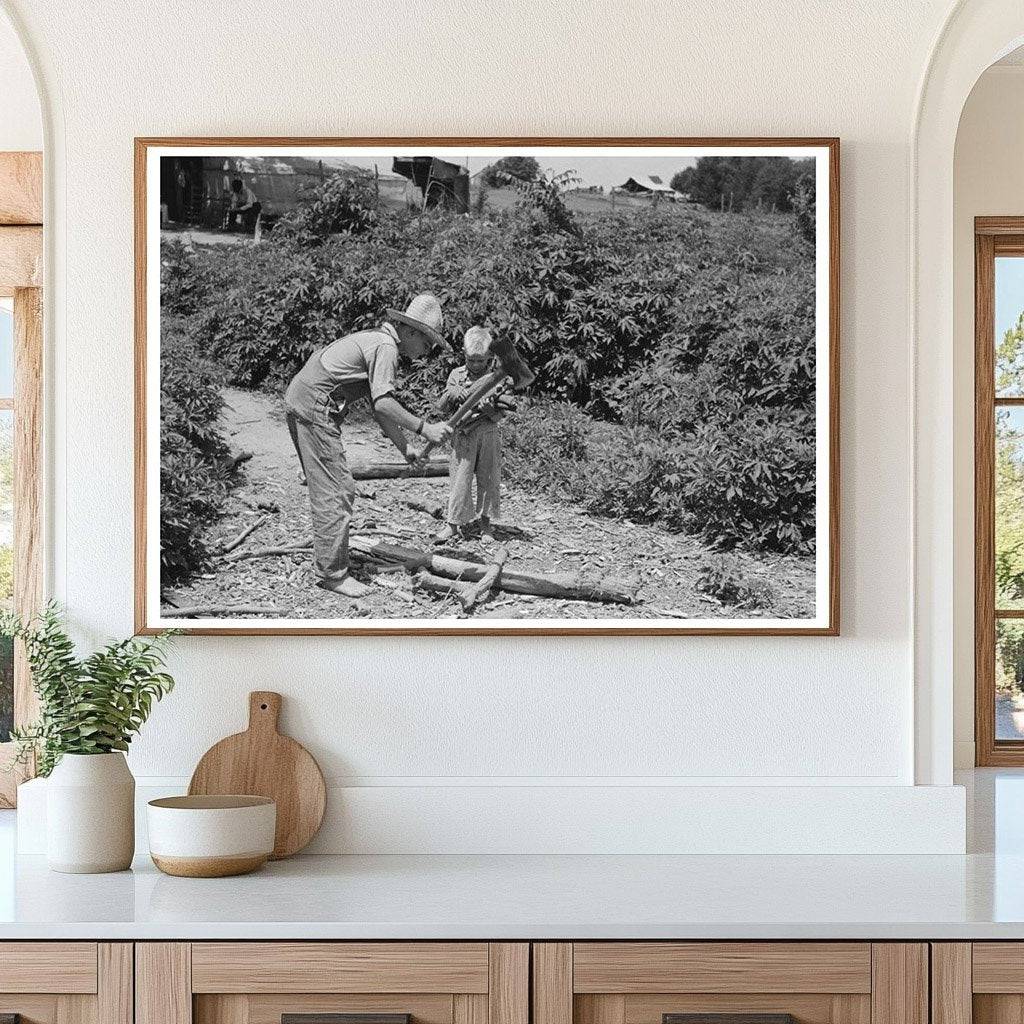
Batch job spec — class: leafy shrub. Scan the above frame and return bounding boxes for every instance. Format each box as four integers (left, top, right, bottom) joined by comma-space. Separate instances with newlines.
674, 412, 815, 552
161, 238, 213, 315
160, 317, 231, 583
696, 553, 779, 610
790, 174, 816, 246
502, 399, 596, 503
273, 175, 380, 244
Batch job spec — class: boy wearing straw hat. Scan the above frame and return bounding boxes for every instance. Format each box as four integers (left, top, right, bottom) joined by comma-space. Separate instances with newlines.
434, 326, 507, 545
284, 293, 453, 599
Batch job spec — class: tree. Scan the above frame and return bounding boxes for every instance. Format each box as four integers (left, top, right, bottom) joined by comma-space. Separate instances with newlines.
996, 315, 1024, 614
670, 157, 814, 212
998, 310, 1024, 395
480, 156, 541, 188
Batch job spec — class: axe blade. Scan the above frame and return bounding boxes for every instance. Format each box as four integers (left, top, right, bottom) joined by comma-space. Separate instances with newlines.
489, 334, 535, 390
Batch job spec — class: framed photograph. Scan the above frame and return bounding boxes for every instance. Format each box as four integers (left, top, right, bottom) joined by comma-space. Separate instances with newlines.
135, 137, 839, 636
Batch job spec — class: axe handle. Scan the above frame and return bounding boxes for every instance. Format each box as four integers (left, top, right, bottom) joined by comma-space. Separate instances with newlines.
417, 370, 506, 460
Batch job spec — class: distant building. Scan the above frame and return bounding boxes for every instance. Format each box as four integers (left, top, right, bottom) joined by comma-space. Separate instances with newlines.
392, 156, 469, 212
615, 174, 680, 200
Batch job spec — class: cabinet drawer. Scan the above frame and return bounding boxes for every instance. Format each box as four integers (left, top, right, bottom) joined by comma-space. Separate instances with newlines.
0, 942, 98, 993
139, 942, 528, 1024
572, 944, 872, 994
534, 944, 925, 1024
191, 943, 490, 993
0, 942, 130, 1024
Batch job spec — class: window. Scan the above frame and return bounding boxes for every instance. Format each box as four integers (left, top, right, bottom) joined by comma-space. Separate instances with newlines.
0, 289, 41, 805
0, 152, 43, 805
975, 220, 1024, 764
0, 299, 12, 745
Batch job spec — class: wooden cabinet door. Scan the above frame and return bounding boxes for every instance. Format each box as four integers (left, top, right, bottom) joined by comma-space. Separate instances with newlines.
137, 943, 528, 1024
534, 944, 927, 1024
933, 943, 1024, 1024
0, 942, 132, 1024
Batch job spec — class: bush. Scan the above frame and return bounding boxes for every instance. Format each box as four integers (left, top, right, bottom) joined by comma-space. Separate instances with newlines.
696, 553, 779, 610
160, 318, 231, 584
273, 175, 381, 245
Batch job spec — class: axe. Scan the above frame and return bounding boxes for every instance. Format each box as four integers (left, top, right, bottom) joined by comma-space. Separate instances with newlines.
415, 334, 534, 461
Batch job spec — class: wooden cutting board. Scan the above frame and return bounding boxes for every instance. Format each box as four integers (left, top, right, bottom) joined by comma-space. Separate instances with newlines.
188, 691, 326, 859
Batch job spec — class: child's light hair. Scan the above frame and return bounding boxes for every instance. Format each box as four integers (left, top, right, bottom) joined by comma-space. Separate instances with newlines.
463, 326, 492, 357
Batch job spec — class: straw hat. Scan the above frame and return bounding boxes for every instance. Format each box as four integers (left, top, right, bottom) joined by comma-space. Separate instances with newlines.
386, 293, 445, 351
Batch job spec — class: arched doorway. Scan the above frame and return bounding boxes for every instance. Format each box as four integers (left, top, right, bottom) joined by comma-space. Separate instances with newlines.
914, 0, 1024, 785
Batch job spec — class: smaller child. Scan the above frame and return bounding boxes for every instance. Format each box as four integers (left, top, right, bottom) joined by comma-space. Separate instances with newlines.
435, 326, 507, 544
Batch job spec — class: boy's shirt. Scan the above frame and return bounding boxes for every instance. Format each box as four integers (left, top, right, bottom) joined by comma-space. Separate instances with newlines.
442, 365, 506, 432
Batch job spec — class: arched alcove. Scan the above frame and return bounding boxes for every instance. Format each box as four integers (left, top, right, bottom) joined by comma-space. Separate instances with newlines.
914, 0, 1024, 785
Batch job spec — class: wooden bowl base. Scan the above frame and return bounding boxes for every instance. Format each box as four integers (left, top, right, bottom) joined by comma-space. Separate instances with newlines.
151, 853, 268, 878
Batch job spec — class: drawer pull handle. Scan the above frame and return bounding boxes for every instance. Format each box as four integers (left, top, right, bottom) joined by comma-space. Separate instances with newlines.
283, 1016, 412, 1024
664, 1016, 797, 1024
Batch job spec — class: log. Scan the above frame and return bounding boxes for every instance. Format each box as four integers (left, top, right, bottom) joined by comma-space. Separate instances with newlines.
166, 605, 287, 618
415, 570, 477, 604
224, 543, 311, 562
215, 514, 269, 555
351, 461, 449, 480
403, 498, 444, 519
462, 546, 508, 610
349, 536, 635, 605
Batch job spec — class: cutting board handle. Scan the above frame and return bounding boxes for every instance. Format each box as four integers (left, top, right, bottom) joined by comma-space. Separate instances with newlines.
248, 691, 282, 734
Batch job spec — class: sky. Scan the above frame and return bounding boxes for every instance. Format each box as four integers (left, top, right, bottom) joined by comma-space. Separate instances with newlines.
996, 256, 1024, 340
0, 302, 12, 397
336, 155, 697, 189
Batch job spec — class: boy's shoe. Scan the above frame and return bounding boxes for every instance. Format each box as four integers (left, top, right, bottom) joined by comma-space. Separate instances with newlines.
479, 517, 497, 543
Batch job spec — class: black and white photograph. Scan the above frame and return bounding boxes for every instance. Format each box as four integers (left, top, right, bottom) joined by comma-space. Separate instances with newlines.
137, 140, 838, 634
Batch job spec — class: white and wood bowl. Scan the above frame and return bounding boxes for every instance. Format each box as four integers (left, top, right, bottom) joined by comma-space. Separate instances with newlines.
147, 795, 276, 877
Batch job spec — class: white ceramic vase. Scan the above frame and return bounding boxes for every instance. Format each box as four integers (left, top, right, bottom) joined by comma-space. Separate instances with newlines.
46, 752, 135, 873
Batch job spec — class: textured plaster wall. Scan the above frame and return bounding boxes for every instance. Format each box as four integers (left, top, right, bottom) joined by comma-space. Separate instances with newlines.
0, 0, 962, 802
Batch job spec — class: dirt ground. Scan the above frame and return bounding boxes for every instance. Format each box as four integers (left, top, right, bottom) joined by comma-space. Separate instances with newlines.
160, 387, 817, 622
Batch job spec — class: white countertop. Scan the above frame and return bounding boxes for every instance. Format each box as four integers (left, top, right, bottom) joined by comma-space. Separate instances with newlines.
0, 769, 1021, 941
0, 849, 1022, 940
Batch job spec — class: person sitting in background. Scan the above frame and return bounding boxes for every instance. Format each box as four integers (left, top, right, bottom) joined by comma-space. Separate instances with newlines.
224, 178, 261, 233
434, 326, 509, 546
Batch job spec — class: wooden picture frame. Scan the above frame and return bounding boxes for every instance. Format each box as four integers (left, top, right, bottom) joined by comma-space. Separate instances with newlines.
135, 137, 840, 637
0, 151, 43, 805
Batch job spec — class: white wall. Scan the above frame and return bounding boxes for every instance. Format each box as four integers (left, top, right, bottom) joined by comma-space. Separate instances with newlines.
952, 65, 1024, 768
0, 7, 40, 151
0, 0, 973, 851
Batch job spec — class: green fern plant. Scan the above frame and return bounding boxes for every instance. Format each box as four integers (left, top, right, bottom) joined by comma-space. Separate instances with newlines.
0, 603, 177, 777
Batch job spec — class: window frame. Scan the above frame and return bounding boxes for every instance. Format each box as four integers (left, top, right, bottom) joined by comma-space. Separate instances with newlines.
0, 151, 43, 806
975, 217, 1024, 765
